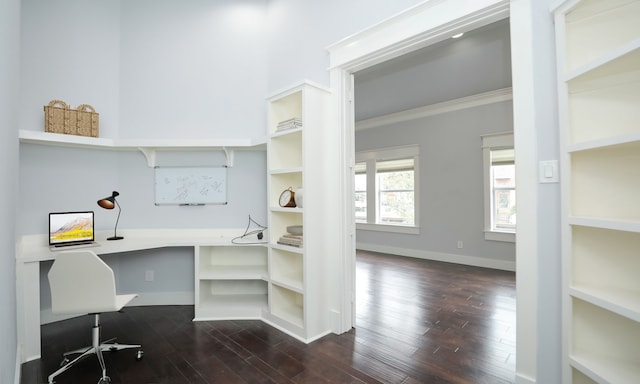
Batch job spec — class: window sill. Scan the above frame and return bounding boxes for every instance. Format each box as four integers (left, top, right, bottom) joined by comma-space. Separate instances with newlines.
484, 230, 515, 243
356, 222, 419, 234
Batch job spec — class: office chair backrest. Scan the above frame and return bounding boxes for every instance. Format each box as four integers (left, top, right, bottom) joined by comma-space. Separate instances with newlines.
48, 250, 118, 314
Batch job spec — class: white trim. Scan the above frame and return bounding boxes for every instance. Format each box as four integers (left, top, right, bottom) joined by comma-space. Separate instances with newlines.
356, 223, 420, 234
356, 88, 513, 131
482, 132, 515, 241
355, 144, 419, 161
327, 0, 513, 357
485, 230, 516, 243
515, 373, 537, 384
481, 130, 515, 148
14, 344, 21, 384
357, 242, 515, 271
327, 0, 510, 71
355, 145, 419, 229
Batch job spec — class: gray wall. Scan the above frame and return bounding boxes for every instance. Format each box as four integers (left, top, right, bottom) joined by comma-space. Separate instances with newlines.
355, 101, 515, 266
266, 0, 424, 91
9, 1, 564, 382
0, 0, 20, 381
19, 145, 267, 235
353, 19, 514, 268
17, 0, 427, 318
20, 0, 268, 140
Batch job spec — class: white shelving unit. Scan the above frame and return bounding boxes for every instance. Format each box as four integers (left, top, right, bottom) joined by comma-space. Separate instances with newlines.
553, 0, 640, 383
18, 129, 266, 167
194, 245, 268, 320
263, 81, 333, 342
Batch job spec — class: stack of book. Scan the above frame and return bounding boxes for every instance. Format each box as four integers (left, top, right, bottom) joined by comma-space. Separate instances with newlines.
276, 117, 302, 132
277, 232, 303, 248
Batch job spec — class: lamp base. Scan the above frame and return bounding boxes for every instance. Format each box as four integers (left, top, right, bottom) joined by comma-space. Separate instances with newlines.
107, 236, 124, 241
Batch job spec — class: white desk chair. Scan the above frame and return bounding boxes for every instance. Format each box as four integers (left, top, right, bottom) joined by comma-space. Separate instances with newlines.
47, 250, 143, 384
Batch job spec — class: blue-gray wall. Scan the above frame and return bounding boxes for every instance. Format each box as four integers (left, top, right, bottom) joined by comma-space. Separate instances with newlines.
354, 19, 515, 268
356, 101, 515, 267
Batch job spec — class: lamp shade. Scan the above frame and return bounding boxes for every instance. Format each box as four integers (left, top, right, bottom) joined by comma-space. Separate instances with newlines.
97, 191, 123, 240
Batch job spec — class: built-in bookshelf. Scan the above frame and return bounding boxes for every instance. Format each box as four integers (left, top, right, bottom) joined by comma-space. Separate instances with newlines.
263, 81, 332, 342
194, 245, 268, 320
553, 0, 640, 382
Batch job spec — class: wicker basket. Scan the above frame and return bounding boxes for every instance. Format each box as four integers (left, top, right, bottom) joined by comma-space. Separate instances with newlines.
44, 100, 99, 137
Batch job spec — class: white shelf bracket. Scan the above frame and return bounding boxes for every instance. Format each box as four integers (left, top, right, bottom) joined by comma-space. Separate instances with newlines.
138, 148, 157, 167
223, 147, 234, 167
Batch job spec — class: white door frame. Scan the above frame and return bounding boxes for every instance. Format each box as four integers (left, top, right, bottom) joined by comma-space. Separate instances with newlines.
326, 2, 543, 383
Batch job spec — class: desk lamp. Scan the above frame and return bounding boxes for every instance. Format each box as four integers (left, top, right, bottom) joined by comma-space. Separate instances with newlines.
97, 191, 124, 240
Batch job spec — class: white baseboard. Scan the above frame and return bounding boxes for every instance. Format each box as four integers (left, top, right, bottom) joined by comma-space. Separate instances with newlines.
40, 291, 194, 324
356, 242, 516, 271
14, 344, 21, 384
515, 373, 536, 384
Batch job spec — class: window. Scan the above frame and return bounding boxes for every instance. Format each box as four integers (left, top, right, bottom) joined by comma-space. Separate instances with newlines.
482, 132, 515, 242
355, 145, 419, 234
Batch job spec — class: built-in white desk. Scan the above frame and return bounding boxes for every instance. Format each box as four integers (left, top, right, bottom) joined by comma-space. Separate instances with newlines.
16, 228, 268, 363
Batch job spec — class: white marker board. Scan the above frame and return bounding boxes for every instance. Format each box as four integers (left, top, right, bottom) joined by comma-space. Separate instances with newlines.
155, 166, 227, 205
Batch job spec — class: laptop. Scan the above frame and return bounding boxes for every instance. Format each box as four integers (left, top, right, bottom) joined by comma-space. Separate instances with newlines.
49, 211, 99, 250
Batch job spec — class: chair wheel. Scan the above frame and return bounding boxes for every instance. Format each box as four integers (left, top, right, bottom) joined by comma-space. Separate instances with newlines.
98, 376, 111, 384
136, 350, 144, 361
59, 357, 70, 367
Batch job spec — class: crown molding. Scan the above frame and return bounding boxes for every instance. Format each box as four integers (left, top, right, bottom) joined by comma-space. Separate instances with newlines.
355, 87, 512, 131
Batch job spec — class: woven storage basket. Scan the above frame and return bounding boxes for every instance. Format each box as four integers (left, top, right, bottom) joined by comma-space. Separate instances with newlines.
44, 100, 70, 134
44, 100, 99, 137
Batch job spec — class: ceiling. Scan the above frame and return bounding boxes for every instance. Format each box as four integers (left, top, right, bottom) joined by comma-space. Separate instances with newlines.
354, 18, 512, 122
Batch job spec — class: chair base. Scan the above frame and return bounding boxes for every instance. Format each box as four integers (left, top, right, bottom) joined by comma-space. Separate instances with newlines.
47, 314, 142, 384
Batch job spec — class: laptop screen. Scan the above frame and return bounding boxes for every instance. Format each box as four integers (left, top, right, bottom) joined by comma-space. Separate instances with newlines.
49, 211, 95, 247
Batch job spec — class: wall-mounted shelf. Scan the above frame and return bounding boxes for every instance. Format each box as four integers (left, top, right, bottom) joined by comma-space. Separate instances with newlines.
18, 129, 266, 167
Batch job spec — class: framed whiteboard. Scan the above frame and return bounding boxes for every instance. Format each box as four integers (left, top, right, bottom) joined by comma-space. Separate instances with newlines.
155, 166, 227, 205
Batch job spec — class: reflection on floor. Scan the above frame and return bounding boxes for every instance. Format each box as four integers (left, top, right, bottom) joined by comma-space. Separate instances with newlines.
21, 249, 515, 383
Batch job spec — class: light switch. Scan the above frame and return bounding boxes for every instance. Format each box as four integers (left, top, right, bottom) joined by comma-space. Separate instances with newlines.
539, 160, 559, 183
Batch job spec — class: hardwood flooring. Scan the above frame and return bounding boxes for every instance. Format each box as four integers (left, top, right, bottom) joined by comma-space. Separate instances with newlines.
21, 250, 516, 383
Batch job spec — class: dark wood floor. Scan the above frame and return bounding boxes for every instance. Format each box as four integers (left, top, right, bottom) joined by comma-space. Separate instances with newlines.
21, 250, 516, 384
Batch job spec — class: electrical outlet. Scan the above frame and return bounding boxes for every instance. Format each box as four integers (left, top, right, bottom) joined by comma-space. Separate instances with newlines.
145, 270, 154, 282
457, 241, 463, 249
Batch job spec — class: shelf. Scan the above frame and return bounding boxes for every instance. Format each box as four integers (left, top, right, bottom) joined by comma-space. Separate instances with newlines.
571, 299, 640, 383
196, 292, 268, 320
570, 286, 640, 323
566, 48, 640, 144
265, 81, 331, 342
556, 1, 640, 382
19, 129, 266, 167
196, 280, 268, 320
271, 248, 303, 292
565, 38, 640, 81
270, 284, 304, 328
570, 146, 640, 220
198, 265, 267, 280
570, 225, 640, 321
567, 132, 640, 153
267, 90, 302, 135
570, 352, 640, 384
563, 0, 640, 72
568, 216, 640, 233
270, 242, 303, 254
270, 207, 303, 214
268, 130, 302, 170
270, 126, 303, 139
268, 211, 303, 244
269, 167, 303, 175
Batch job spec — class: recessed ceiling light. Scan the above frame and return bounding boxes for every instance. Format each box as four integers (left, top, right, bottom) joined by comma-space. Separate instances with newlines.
451, 32, 464, 39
